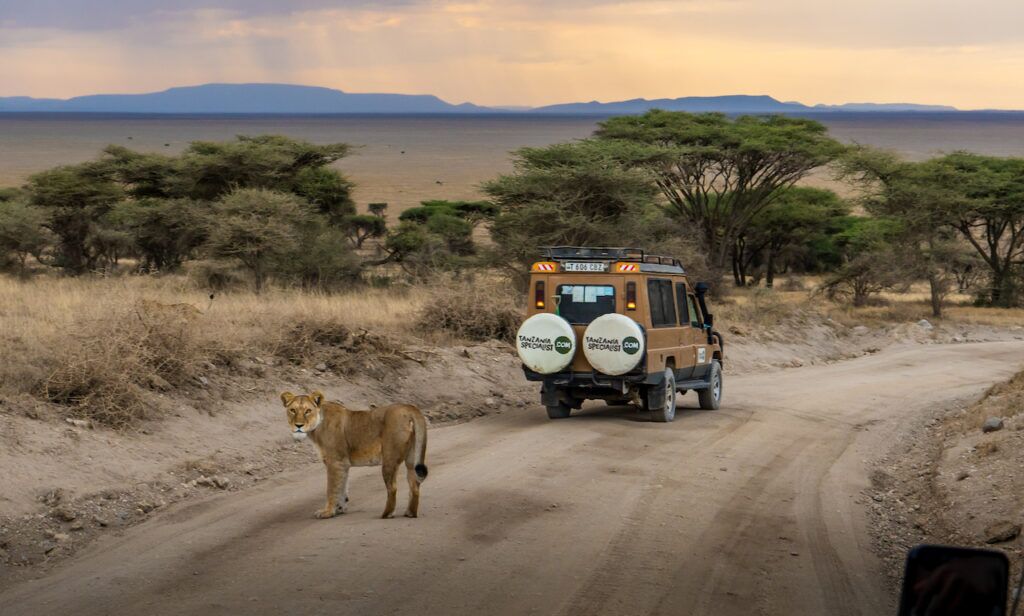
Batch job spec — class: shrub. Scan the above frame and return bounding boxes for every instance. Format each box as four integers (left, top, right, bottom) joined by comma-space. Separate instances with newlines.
416, 280, 522, 342
40, 303, 201, 428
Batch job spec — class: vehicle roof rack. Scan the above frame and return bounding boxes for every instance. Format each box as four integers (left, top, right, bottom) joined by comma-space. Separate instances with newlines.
540, 246, 686, 274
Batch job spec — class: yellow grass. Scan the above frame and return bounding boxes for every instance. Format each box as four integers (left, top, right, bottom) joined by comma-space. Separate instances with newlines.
0, 274, 436, 425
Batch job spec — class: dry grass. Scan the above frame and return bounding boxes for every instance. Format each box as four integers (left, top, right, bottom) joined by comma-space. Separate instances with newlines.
0, 275, 432, 426
416, 278, 522, 343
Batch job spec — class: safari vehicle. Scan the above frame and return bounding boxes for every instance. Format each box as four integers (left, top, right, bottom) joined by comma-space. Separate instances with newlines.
516, 247, 724, 422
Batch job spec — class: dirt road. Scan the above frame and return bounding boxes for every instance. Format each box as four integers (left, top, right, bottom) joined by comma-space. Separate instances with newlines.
4, 341, 1023, 616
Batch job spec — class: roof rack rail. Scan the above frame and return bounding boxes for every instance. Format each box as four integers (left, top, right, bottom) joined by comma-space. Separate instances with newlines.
540, 246, 684, 270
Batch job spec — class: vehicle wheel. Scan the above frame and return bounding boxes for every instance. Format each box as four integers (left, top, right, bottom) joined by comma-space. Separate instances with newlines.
545, 402, 572, 419
649, 368, 677, 423
698, 360, 723, 410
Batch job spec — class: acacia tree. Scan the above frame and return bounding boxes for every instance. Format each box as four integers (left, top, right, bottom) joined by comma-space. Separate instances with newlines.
204, 188, 312, 293
735, 187, 849, 287
0, 198, 52, 277
929, 153, 1024, 307
483, 140, 666, 287
595, 111, 846, 276
27, 162, 122, 274
821, 217, 908, 307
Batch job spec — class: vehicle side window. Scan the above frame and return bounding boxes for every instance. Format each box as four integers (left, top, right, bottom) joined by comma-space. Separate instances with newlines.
647, 279, 676, 328
687, 294, 702, 328
675, 283, 689, 325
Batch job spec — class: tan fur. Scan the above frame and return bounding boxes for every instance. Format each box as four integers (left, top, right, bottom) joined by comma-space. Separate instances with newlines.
281, 391, 428, 520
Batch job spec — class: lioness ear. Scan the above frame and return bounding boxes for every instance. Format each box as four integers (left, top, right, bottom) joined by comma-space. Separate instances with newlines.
280, 391, 295, 406
311, 391, 325, 407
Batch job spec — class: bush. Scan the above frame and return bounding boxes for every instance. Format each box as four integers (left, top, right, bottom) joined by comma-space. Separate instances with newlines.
417, 280, 522, 342
40, 303, 201, 428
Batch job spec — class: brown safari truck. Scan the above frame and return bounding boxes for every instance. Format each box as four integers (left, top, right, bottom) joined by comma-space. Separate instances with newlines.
516, 247, 723, 422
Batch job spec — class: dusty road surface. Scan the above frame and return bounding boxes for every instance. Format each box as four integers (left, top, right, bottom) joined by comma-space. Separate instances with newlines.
4, 341, 1023, 616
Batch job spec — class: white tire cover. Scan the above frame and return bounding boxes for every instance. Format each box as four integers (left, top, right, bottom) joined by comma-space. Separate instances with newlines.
516, 313, 576, 374
582, 314, 645, 376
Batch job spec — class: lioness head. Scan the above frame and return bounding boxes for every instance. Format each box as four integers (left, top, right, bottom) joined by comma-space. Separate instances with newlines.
281, 391, 325, 440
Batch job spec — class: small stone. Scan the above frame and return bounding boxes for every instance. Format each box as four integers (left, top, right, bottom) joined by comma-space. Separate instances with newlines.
64, 418, 93, 429
314, 363, 328, 372
956, 470, 970, 481
52, 507, 77, 522
92, 516, 109, 527
41, 488, 64, 507
213, 477, 231, 490
852, 325, 869, 335
137, 501, 159, 513
195, 475, 215, 487
484, 397, 498, 408
195, 376, 210, 387
982, 417, 1005, 433
984, 521, 1021, 544
917, 319, 933, 330
69, 520, 85, 531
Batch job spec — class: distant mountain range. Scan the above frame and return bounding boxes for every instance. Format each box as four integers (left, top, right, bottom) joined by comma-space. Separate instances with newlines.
0, 83, 978, 115
0, 83, 491, 114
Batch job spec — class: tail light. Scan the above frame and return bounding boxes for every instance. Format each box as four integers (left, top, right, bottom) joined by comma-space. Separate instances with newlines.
535, 281, 545, 309
626, 281, 637, 310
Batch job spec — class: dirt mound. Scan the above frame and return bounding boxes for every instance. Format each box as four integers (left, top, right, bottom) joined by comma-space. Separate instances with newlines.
867, 368, 1024, 594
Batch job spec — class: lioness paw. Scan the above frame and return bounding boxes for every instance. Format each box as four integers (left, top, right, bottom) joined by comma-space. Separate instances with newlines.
404, 511, 417, 518
315, 508, 337, 519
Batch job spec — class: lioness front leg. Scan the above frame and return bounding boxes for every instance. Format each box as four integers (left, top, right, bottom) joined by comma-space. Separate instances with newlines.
317, 461, 346, 519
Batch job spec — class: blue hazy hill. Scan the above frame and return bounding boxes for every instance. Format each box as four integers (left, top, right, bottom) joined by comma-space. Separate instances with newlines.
530, 95, 959, 114
0, 83, 493, 114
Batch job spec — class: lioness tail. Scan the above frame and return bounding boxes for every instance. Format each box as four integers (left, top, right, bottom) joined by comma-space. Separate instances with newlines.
412, 414, 428, 482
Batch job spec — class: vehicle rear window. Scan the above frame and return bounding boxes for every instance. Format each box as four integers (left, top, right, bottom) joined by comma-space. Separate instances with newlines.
648, 279, 676, 328
556, 285, 616, 324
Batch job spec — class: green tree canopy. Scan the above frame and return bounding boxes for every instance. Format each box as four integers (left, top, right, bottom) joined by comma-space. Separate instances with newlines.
484, 140, 667, 284
595, 111, 846, 273
0, 198, 53, 276
26, 162, 122, 274
204, 188, 313, 292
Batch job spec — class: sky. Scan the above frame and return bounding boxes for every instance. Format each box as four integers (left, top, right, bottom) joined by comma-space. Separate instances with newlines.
1, 0, 1023, 109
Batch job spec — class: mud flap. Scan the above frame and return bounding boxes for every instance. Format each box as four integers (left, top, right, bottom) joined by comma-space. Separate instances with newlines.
644, 372, 667, 410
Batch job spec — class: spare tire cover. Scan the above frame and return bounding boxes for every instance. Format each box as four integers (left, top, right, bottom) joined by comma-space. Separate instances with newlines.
582, 314, 645, 376
516, 313, 576, 374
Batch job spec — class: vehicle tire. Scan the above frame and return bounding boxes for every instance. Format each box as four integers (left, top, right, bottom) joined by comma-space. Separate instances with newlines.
545, 402, 572, 419
649, 368, 677, 423
698, 360, 723, 410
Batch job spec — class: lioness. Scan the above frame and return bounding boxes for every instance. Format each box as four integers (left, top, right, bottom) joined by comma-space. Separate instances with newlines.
281, 391, 428, 519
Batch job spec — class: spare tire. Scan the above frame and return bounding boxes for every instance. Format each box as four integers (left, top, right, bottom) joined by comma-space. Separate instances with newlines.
582, 314, 645, 376
516, 313, 576, 374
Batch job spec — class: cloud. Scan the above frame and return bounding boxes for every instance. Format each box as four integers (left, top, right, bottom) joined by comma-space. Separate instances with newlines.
2, 0, 1024, 109
0, 0, 414, 30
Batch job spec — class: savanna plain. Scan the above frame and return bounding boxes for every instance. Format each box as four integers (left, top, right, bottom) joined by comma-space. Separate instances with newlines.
1, 113, 1024, 615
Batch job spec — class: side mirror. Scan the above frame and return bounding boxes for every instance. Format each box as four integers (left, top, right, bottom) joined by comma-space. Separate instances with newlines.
898, 544, 1010, 615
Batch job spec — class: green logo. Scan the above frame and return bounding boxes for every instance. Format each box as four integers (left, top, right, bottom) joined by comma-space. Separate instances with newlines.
554, 336, 573, 355
622, 336, 640, 355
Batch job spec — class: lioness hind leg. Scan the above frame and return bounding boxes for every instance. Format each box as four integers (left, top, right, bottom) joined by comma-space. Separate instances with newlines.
404, 464, 420, 518
381, 463, 398, 519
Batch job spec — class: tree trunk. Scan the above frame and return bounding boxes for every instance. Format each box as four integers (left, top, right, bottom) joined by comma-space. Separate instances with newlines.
765, 248, 776, 289
991, 268, 1018, 308
731, 242, 744, 286
928, 274, 943, 318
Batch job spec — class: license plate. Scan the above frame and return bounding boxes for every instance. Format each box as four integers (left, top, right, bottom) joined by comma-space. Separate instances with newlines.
562, 262, 608, 272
